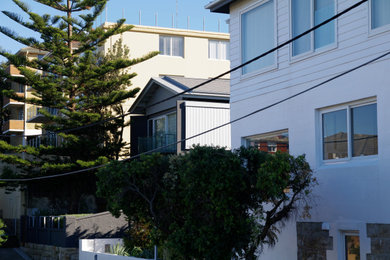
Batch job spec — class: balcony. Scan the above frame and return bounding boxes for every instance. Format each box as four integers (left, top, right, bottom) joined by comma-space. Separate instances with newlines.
27, 106, 59, 123
6, 65, 21, 76
3, 120, 24, 133
3, 93, 25, 108
27, 132, 60, 148
138, 134, 177, 154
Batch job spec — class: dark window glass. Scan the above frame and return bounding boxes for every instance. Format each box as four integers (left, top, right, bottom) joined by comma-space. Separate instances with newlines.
351, 104, 378, 157
322, 109, 348, 160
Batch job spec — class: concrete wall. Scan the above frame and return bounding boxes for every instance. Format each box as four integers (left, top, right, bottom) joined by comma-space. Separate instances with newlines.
226, 0, 390, 259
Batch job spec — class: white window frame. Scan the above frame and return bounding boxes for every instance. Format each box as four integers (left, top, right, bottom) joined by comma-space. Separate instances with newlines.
368, 0, 390, 36
289, 0, 337, 62
319, 98, 378, 164
239, 0, 278, 79
159, 35, 184, 58
208, 40, 229, 60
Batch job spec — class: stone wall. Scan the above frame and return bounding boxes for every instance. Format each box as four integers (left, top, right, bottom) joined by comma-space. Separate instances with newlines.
22, 242, 78, 260
367, 223, 390, 260
296, 222, 333, 260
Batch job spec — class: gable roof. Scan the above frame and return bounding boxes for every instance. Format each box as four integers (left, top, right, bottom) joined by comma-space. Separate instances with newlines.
129, 76, 230, 114
205, 0, 237, 14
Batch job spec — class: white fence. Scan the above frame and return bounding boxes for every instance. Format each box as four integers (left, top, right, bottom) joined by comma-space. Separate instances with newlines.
79, 239, 154, 260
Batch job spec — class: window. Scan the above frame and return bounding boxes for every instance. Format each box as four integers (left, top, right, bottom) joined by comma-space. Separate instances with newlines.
149, 112, 177, 136
241, 0, 275, 75
291, 0, 335, 57
18, 83, 24, 93
209, 40, 229, 60
371, 0, 390, 30
321, 102, 377, 161
18, 110, 24, 120
159, 36, 184, 57
244, 130, 289, 154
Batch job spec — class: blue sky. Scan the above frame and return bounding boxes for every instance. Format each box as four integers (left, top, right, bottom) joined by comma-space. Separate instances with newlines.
0, 0, 228, 62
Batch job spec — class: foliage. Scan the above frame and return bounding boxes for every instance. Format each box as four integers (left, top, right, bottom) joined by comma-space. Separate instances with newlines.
109, 243, 130, 256
0, 0, 158, 177
0, 218, 8, 246
0, 0, 158, 213
96, 146, 315, 259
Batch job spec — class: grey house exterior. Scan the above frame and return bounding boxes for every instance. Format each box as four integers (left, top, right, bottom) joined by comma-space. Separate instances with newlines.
129, 76, 231, 155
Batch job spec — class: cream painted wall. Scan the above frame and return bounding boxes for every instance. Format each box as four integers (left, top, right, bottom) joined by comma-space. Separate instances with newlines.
101, 24, 230, 151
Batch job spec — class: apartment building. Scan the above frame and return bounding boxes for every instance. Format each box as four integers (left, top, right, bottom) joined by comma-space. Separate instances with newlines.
3, 47, 46, 146
208, 0, 390, 259
100, 23, 230, 153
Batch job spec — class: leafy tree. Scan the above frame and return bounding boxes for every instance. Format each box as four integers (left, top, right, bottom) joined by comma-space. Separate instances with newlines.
0, 218, 7, 246
0, 0, 158, 213
96, 146, 315, 259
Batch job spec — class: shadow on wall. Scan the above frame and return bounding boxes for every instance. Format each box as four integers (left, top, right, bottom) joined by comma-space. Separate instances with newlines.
22, 211, 128, 248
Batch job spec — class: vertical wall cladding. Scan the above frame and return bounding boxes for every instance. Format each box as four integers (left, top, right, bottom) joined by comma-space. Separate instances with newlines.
296, 222, 333, 260
367, 223, 390, 259
184, 101, 231, 149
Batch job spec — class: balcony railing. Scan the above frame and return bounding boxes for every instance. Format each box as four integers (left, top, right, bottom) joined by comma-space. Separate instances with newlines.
27, 105, 59, 123
2, 120, 24, 133
3, 93, 25, 107
27, 132, 61, 148
138, 134, 177, 154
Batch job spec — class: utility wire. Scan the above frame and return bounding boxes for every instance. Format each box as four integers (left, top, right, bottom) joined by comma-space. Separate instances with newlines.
1, 48, 388, 182
0, 0, 368, 138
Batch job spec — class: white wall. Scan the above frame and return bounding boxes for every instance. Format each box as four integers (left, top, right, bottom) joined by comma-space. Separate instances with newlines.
79, 239, 152, 260
227, 0, 390, 259
184, 101, 231, 149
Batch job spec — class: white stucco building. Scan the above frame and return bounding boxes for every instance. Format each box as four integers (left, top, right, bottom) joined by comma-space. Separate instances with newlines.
207, 0, 390, 259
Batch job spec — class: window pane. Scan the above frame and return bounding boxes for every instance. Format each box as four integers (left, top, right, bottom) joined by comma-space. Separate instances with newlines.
314, 0, 335, 49
220, 41, 229, 60
351, 104, 378, 157
242, 0, 274, 74
292, 0, 311, 56
322, 109, 348, 160
245, 131, 289, 154
172, 37, 184, 57
345, 235, 360, 260
154, 117, 166, 135
167, 113, 177, 135
209, 40, 218, 59
159, 36, 171, 55
371, 0, 390, 29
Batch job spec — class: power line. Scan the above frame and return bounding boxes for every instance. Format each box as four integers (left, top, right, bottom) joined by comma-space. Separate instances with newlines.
0, 0, 368, 138
1, 48, 388, 182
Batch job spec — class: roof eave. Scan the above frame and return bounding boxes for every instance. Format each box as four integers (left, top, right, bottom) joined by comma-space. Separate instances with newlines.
205, 0, 236, 14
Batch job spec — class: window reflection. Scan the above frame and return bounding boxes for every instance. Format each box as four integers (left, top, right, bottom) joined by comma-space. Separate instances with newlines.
322, 109, 348, 160
245, 130, 289, 154
351, 104, 378, 157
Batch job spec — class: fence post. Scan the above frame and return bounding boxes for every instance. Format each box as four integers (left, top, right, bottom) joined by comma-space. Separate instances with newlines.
154, 245, 157, 260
